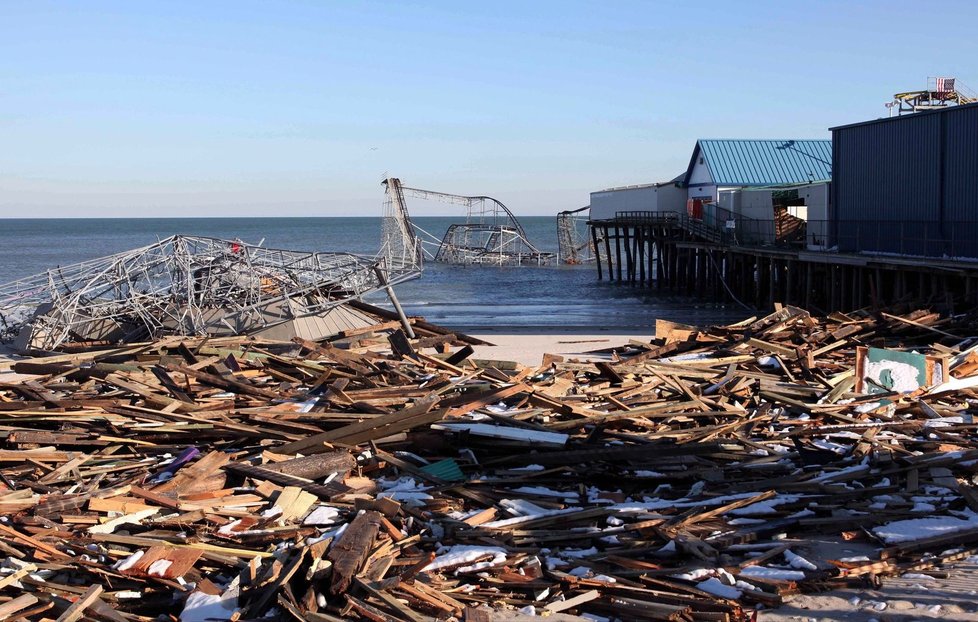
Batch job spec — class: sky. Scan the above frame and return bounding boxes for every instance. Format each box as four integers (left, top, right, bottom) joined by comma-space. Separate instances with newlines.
1, 0, 976, 218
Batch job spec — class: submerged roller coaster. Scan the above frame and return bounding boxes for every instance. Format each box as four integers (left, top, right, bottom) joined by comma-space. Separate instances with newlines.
382, 177, 555, 266
0, 176, 551, 351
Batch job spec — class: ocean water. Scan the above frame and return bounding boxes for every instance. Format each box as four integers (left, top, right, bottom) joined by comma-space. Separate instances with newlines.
0, 217, 742, 331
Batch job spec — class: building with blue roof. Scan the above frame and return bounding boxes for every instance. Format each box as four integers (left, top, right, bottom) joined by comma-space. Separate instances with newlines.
588, 138, 832, 222
684, 139, 832, 205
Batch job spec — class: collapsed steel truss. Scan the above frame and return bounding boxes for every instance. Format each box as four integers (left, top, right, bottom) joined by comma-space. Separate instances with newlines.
1, 233, 420, 351
557, 206, 598, 264
383, 178, 555, 266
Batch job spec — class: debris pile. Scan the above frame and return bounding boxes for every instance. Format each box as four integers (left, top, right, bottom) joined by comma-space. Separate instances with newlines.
2, 306, 978, 621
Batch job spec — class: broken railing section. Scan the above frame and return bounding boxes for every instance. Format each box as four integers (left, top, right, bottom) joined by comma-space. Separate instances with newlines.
0, 234, 421, 352
5, 306, 978, 620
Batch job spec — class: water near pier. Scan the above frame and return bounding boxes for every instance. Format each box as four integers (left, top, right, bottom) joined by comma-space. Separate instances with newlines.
0, 217, 741, 332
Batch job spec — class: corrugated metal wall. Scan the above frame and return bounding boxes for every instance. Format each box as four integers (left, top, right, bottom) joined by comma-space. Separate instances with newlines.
832, 103, 978, 257
943, 105, 978, 223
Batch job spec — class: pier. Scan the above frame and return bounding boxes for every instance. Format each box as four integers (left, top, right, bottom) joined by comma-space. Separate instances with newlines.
590, 212, 978, 313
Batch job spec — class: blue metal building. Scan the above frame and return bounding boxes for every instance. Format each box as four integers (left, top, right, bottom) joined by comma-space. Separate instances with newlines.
831, 101, 978, 257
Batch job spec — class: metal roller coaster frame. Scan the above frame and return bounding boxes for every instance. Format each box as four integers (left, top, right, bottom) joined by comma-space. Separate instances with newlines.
557, 206, 599, 265
382, 178, 555, 267
2, 201, 423, 350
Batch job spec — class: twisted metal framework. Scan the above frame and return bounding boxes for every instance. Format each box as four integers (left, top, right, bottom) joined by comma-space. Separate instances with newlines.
1, 234, 420, 351
379, 177, 424, 279
557, 206, 598, 264
383, 178, 555, 266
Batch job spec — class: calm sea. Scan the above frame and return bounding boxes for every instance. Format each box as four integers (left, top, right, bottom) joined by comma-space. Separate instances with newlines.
0, 217, 741, 331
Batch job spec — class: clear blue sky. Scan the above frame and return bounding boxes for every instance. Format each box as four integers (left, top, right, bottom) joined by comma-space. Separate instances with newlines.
2, 0, 976, 217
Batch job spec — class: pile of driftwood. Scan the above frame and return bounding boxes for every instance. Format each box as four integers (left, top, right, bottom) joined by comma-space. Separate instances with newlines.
2, 306, 978, 621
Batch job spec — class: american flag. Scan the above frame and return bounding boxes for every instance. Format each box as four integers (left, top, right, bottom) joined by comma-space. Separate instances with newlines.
936, 77, 955, 93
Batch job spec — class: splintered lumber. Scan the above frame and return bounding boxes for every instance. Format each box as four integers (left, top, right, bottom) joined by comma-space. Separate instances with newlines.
6, 306, 978, 621
261, 450, 357, 479
327, 511, 383, 594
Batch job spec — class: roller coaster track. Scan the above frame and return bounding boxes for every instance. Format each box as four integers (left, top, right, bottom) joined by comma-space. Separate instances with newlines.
382, 178, 554, 266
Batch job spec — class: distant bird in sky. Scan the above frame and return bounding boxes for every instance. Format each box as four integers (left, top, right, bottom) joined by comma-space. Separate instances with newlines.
369, 147, 378, 151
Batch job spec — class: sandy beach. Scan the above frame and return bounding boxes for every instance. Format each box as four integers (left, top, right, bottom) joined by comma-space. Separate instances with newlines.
469, 329, 653, 366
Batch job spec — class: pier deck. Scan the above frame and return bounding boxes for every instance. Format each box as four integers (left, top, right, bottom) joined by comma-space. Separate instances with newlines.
590, 214, 978, 313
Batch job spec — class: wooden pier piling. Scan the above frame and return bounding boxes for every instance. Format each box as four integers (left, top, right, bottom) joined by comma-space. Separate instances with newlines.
591, 215, 978, 313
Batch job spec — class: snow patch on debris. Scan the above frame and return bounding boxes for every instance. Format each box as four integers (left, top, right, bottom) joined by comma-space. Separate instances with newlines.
739, 566, 806, 581
873, 511, 978, 544
423, 545, 508, 574
697, 577, 741, 599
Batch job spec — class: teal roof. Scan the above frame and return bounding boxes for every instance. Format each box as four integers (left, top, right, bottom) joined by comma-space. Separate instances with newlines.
684, 139, 833, 187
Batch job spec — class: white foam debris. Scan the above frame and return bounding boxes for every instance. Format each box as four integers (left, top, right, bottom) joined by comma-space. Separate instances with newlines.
739, 566, 806, 581
181, 585, 239, 622
112, 550, 145, 572
864, 360, 921, 393
511, 464, 545, 472
873, 512, 978, 543
303, 506, 342, 525
147, 559, 173, 577
423, 545, 508, 574
696, 578, 742, 599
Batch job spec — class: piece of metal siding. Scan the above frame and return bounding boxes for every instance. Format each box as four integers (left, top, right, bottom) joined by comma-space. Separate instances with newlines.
942, 105, 978, 257
942, 105, 978, 223
834, 112, 942, 254
835, 115, 939, 221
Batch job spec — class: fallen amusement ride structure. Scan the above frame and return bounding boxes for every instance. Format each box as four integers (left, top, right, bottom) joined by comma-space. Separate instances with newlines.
382, 177, 555, 266
0, 176, 559, 352
0, 187, 423, 351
